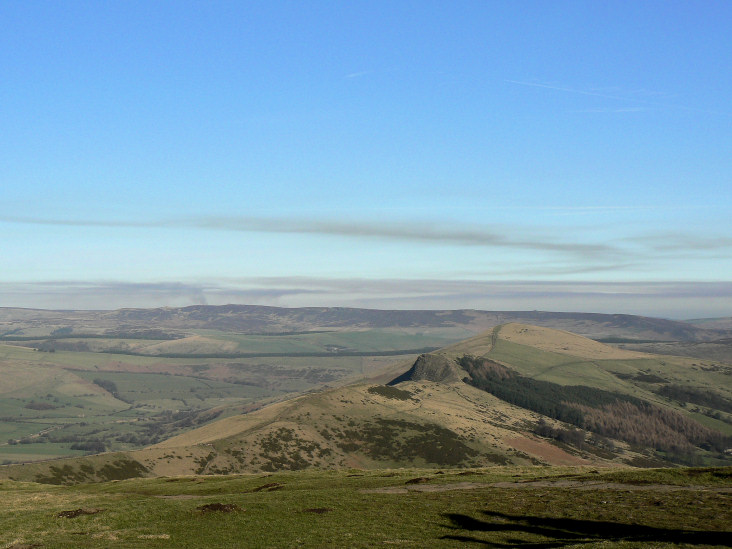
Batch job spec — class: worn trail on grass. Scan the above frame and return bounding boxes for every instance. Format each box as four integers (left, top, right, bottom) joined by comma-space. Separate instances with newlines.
363, 480, 732, 494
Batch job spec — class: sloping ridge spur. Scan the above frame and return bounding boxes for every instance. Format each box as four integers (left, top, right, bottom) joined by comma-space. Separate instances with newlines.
3, 323, 730, 485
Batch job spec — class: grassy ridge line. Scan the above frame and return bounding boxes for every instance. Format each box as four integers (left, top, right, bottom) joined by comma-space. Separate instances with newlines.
0, 330, 340, 341
241, 330, 338, 336
594, 337, 673, 344
0, 333, 183, 341
94, 347, 440, 359
1, 334, 118, 341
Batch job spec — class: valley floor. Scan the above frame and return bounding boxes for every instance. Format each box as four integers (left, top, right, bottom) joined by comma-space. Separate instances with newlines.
1, 466, 730, 548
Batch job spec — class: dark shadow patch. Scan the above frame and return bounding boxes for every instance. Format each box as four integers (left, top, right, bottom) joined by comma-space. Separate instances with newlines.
441, 509, 732, 547
196, 503, 242, 513
56, 508, 105, 519
367, 385, 413, 400
406, 477, 430, 485
252, 482, 283, 492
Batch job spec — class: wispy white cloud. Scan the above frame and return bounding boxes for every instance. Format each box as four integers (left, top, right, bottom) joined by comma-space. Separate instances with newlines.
344, 71, 372, 79
570, 107, 646, 113
506, 79, 732, 117
506, 79, 640, 102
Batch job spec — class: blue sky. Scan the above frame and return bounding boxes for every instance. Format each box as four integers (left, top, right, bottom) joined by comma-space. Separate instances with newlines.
1, 1, 730, 317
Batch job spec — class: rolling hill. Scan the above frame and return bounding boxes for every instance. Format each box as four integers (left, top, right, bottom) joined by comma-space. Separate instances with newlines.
3, 304, 730, 341
3, 322, 730, 485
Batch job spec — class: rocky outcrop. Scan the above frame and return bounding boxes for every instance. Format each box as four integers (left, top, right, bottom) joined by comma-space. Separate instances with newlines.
389, 353, 465, 384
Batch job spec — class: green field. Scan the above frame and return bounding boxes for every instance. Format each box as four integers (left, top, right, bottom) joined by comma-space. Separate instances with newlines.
1, 466, 729, 548
72, 370, 273, 408
201, 328, 461, 354
4, 328, 465, 358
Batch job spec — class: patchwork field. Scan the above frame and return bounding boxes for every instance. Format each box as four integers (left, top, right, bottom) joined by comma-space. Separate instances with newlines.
0, 326, 460, 464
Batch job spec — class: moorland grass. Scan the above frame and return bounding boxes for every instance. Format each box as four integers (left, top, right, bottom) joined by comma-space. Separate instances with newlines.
1, 466, 730, 548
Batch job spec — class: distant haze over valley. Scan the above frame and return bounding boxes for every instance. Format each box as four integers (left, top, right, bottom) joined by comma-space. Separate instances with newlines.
1, 280, 730, 320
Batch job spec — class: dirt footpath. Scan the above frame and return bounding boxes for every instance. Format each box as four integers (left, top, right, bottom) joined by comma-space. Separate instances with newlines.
362, 480, 732, 494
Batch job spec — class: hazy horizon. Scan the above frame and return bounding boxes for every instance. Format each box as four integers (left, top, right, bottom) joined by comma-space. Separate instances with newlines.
2, 279, 730, 320
2, 2, 730, 318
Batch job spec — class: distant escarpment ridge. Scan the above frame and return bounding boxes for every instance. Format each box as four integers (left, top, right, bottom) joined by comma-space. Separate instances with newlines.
1, 304, 728, 342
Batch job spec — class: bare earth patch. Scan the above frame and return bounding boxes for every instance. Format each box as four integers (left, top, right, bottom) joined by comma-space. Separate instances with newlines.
491, 480, 732, 492
363, 479, 732, 494
363, 482, 487, 494
505, 436, 590, 466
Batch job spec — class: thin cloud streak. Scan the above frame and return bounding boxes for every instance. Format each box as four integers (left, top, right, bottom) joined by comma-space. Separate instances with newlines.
190, 217, 617, 256
506, 79, 732, 117
1, 214, 619, 257
625, 233, 732, 253
506, 79, 649, 102
344, 70, 371, 79
571, 107, 646, 113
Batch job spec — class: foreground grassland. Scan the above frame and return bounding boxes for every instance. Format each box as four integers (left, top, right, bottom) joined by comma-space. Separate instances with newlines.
1, 466, 730, 548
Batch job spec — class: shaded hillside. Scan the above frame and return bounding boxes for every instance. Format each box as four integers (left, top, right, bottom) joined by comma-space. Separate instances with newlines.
686, 316, 732, 330
458, 355, 730, 463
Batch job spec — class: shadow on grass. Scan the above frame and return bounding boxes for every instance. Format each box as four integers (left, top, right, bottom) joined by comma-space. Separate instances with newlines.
441, 510, 732, 547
